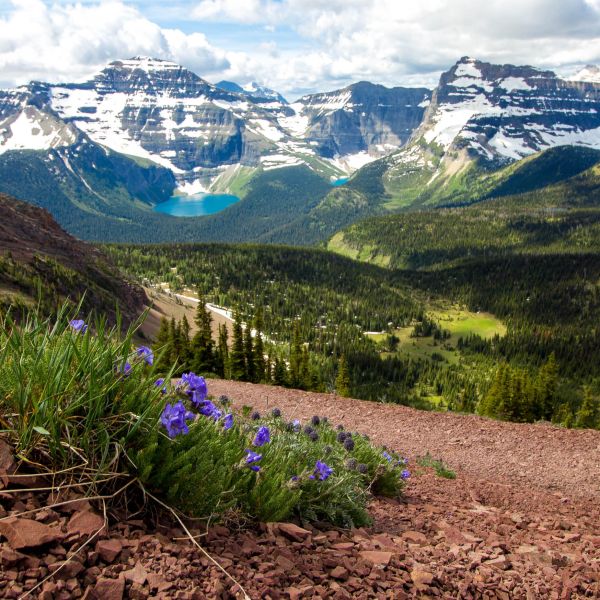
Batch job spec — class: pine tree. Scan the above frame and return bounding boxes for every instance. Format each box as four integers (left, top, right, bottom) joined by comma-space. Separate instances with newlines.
215, 323, 229, 379
273, 357, 288, 387
289, 321, 302, 388
335, 355, 351, 397
576, 387, 598, 429
191, 298, 215, 375
230, 313, 246, 381
244, 325, 255, 383
153, 317, 172, 372
253, 307, 266, 382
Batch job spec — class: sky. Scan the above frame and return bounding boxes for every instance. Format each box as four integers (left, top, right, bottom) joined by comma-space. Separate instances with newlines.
1, 0, 599, 98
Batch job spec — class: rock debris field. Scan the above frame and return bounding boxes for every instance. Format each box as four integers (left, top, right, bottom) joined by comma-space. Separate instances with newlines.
1, 380, 599, 599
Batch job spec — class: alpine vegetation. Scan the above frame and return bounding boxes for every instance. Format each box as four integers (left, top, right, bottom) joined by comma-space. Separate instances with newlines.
0, 306, 409, 528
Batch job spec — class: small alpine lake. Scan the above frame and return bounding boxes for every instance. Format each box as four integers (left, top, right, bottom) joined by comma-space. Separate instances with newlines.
154, 192, 240, 217
330, 177, 349, 187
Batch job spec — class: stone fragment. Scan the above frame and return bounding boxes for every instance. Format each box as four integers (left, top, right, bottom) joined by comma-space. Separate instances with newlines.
67, 511, 105, 538
330, 565, 349, 580
359, 551, 393, 566
92, 577, 124, 600
276, 523, 312, 542
123, 561, 148, 585
96, 539, 123, 563
0, 517, 63, 550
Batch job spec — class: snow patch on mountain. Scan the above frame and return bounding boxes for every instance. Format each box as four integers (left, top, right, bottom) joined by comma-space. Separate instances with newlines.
568, 65, 600, 84
0, 107, 77, 154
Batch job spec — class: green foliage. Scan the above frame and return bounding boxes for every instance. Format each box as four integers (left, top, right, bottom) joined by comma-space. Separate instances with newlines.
416, 452, 456, 479
0, 305, 166, 475
335, 355, 351, 397
0, 305, 411, 528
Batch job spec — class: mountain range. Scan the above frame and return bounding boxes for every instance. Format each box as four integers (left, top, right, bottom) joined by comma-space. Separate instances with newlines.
0, 55, 598, 243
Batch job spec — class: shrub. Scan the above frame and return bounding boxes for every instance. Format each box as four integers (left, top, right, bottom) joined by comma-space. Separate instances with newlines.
0, 307, 409, 528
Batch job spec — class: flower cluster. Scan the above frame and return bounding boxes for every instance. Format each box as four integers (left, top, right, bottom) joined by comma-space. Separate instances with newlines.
310, 460, 333, 481
160, 401, 195, 438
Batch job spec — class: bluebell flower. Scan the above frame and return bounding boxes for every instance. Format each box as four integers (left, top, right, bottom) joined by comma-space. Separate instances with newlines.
245, 449, 262, 472
292, 419, 301, 432
223, 414, 234, 430
154, 378, 167, 394
311, 415, 320, 426
309, 431, 319, 442
136, 346, 154, 365
309, 460, 333, 481
118, 362, 132, 377
336, 431, 347, 443
253, 426, 271, 447
198, 400, 218, 418
382, 451, 393, 462
303, 425, 314, 436
271, 408, 282, 418
160, 401, 195, 438
401, 469, 411, 480
343, 438, 355, 451
69, 319, 87, 333
251, 411, 261, 421
357, 463, 368, 474
211, 408, 223, 421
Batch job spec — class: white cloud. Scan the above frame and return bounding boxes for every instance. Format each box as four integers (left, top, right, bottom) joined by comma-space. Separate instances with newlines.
0, 0, 229, 86
1, 0, 599, 97
191, 0, 600, 96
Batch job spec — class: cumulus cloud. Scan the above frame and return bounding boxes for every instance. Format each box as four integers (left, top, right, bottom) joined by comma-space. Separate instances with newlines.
193, 0, 600, 95
1, 0, 600, 96
0, 0, 229, 86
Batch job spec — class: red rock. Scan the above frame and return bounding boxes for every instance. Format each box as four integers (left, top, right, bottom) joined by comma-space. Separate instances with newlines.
92, 577, 124, 600
275, 554, 296, 570
48, 559, 85, 578
330, 566, 349, 580
67, 511, 105, 538
331, 542, 354, 551
0, 547, 25, 565
358, 551, 393, 566
96, 538, 122, 563
147, 572, 174, 593
276, 523, 311, 542
123, 561, 148, 585
402, 530, 428, 545
0, 517, 63, 550
486, 556, 510, 570
411, 569, 434, 588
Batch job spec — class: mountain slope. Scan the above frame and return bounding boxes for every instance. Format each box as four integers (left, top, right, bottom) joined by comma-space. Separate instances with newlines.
328, 153, 600, 270
0, 194, 146, 322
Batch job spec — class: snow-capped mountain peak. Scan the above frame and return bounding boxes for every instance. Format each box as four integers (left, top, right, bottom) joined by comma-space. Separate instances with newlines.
568, 65, 600, 84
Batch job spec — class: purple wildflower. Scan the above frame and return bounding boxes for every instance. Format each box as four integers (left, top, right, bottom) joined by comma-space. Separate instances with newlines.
223, 414, 234, 430
69, 319, 87, 334
292, 419, 301, 432
311, 415, 320, 426
271, 408, 282, 418
245, 449, 262, 472
401, 470, 411, 480
309, 431, 319, 442
251, 411, 261, 421
198, 400, 218, 418
336, 431, 347, 443
343, 438, 355, 451
253, 426, 271, 447
160, 401, 195, 438
154, 378, 167, 394
136, 346, 154, 365
357, 463, 368, 474
119, 362, 132, 377
382, 451, 393, 462
309, 460, 333, 481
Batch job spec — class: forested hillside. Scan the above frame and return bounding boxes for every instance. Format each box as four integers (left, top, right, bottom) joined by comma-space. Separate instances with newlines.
106, 243, 599, 428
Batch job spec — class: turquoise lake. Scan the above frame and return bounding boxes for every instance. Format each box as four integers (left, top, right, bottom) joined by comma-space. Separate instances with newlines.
331, 177, 349, 187
154, 193, 240, 217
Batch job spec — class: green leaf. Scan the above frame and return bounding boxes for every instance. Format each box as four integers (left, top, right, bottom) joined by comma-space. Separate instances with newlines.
33, 426, 50, 436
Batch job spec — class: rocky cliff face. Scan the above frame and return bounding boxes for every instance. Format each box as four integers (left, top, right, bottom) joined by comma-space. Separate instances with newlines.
294, 82, 431, 165
414, 56, 600, 162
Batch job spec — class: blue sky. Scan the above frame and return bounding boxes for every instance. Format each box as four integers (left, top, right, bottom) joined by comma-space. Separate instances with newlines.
1, 0, 599, 97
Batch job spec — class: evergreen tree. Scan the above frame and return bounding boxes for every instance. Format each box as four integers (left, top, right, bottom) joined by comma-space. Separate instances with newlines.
244, 325, 256, 383
215, 323, 229, 379
289, 321, 302, 388
253, 307, 266, 382
273, 357, 288, 387
230, 314, 246, 381
191, 299, 215, 374
153, 317, 172, 372
335, 355, 351, 397
576, 387, 598, 429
